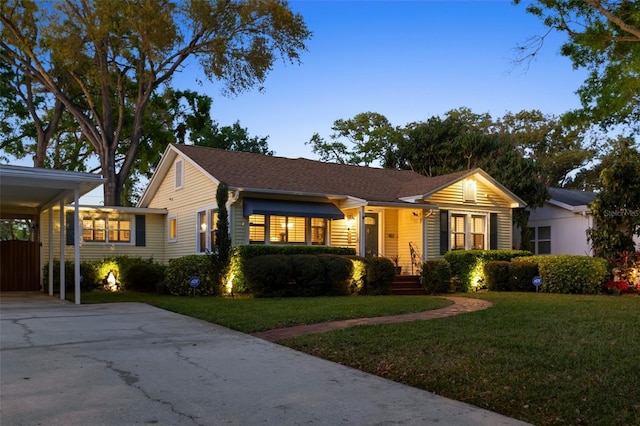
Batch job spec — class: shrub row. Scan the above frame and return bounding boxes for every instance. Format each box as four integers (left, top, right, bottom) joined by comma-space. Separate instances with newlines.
243, 254, 353, 297
484, 260, 538, 292
229, 245, 356, 293
431, 250, 611, 294
43, 256, 166, 293
444, 250, 533, 292
242, 254, 395, 298
518, 255, 610, 294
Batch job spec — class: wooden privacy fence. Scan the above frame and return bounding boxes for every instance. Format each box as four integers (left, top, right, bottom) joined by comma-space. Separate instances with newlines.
0, 240, 40, 291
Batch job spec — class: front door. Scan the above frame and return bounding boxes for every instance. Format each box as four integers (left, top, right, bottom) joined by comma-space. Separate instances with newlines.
364, 213, 378, 257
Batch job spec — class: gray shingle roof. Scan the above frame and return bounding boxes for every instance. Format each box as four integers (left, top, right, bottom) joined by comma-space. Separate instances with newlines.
172, 144, 472, 203
547, 187, 596, 207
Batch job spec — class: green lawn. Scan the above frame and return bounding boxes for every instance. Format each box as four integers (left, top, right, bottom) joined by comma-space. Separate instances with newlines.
76, 291, 451, 333
282, 293, 640, 426
77, 291, 640, 425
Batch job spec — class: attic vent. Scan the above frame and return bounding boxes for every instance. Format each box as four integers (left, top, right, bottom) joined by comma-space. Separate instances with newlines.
175, 159, 184, 190
463, 179, 476, 203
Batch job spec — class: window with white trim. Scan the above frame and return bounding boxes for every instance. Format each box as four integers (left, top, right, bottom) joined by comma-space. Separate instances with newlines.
249, 214, 265, 244
470, 215, 485, 249
168, 214, 178, 242
449, 212, 487, 250
450, 214, 466, 250
82, 216, 131, 243
529, 226, 551, 254
248, 214, 328, 245
175, 159, 183, 189
196, 208, 218, 253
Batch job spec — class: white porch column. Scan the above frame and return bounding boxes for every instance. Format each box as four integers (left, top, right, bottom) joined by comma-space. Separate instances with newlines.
59, 200, 65, 301
358, 206, 366, 257
74, 189, 81, 305
49, 206, 54, 296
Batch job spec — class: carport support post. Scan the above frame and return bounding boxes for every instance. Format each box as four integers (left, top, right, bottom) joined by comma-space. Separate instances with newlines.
48, 206, 53, 296
59, 201, 65, 301
74, 189, 81, 305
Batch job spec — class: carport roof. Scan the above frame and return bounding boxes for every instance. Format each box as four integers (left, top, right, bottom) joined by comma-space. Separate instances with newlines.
0, 164, 104, 215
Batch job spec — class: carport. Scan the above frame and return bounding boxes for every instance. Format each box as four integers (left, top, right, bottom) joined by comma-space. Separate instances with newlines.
0, 164, 103, 304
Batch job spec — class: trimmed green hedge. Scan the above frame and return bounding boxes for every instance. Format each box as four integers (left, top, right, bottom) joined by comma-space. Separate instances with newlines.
228, 245, 356, 293
508, 261, 539, 292
165, 255, 220, 296
360, 257, 395, 295
241, 253, 394, 297
422, 259, 452, 294
484, 260, 510, 291
518, 255, 609, 294
444, 250, 532, 292
243, 253, 353, 297
43, 256, 165, 292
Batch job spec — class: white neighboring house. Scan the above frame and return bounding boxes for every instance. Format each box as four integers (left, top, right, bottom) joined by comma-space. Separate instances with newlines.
515, 188, 596, 256
515, 187, 640, 256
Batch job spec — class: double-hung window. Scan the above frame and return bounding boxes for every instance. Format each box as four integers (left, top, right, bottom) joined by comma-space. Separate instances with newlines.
449, 212, 487, 251
248, 214, 327, 245
196, 208, 218, 254
83, 216, 131, 244
450, 214, 466, 250
529, 226, 551, 254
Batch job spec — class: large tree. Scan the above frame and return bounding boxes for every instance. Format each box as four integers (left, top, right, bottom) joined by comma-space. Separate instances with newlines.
194, 121, 273, 155
587, 138, 640, 257
0, 53, 67, 167
494, 110, 597, 188
0, 0, 310, 206
306, 112, 403, 167
515, 0, 640, 130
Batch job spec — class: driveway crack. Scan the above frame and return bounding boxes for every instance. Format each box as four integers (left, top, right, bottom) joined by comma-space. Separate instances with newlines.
73, 354, 205, 426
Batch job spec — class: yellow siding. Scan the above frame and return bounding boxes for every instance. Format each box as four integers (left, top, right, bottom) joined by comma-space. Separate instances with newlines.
147, 156, 218, 261
426, 178, 514, 209
330, 207, 357, 251
230, 201, 246, 245
397, 209, 423, 273
383, 209, 399, 260
40, 209, 165, 263
424, 176, 515, 259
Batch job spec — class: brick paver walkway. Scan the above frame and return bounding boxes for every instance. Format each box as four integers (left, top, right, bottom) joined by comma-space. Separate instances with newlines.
252, 297, 492, 342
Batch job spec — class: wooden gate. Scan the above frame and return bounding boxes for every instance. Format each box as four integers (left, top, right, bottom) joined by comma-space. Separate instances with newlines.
0, 240, 41, 291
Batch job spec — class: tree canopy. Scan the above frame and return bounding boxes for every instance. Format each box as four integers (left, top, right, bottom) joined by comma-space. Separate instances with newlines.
305, 112, 403, 167
0, 0, 311, 206
587, 138, 640, 257
515, 0, 640, 130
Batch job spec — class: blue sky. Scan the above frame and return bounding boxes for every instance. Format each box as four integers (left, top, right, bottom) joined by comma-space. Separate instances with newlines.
7, 1, 589, 204
174, 0, 587, 160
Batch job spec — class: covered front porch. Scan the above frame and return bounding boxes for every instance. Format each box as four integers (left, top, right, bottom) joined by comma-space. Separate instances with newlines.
336, 204, 435, 275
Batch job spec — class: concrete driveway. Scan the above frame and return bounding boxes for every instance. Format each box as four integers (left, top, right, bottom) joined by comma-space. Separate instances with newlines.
1, 293, 530, 425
